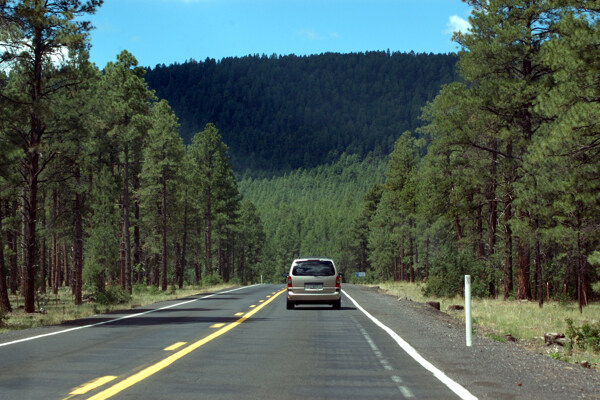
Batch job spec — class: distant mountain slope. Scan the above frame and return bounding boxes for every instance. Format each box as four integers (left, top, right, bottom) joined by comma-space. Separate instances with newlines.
145, 51, 458, 173
237, 153, 388, 279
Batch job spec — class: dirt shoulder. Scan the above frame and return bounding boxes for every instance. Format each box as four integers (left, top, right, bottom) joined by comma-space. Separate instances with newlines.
343, 284, 600, 400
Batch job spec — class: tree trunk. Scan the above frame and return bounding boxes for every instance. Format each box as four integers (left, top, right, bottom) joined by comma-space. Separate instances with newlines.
73, 166, 83, 305
475, 203, 485, 259
133, 156, 141, 286
535, 239, 543, 308
399, 245, 405, 281
409, 234, 415, 283
175, 242, 182, 287
62, 243, 69, 288
22, 152, 39, 313
454, 214, 463, 242
488, 149, 498, 297
153, 254, 160, 287
20, 24, 48, 313
122, 143, 132, 293
120, 228, 125, 289
179, 195, 188, 289
195, 262, 201, 284
517, 237, 531, 300
218, 237, 225, 282
51, 226, 59, 295
576, 213, 588, 313
6, 200, 18, 295
205, 186, 212, 275
424, 237, 430, 279
503, 190, 513, 300
0, 194, 12, 313
160, 173, 168, 291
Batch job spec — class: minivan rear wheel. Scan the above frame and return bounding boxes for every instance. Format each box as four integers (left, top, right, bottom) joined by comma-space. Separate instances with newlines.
332, 299, 341, 309
286, 299, 295, 309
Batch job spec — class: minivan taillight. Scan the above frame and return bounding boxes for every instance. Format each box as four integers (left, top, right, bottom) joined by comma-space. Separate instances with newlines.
287, 275, 292, 289
336, 275, 340, 288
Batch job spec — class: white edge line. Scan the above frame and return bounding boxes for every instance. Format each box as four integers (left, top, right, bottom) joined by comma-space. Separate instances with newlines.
0, 285, 260, 348
342, 289, 478, 400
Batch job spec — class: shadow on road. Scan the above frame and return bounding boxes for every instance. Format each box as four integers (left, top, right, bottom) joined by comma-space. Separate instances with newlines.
60, 314, 267, 328
289, 306, 356, 311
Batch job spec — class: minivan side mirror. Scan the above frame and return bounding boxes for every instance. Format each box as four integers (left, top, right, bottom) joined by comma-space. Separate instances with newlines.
338, 272, 344, 277
282, 273, 289, 278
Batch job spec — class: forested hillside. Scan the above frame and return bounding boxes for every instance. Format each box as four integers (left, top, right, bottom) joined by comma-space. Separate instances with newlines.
238, 153, 387, 281
144, 51, 458, 173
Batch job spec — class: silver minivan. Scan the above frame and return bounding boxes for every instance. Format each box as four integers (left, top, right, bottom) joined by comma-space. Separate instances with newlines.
286, 258, 341, 309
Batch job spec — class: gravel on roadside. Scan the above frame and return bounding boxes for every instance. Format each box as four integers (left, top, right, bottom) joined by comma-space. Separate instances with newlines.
343, 284, 600, 400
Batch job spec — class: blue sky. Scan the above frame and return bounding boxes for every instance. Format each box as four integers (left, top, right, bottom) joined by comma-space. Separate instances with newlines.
87, 0, 471, 68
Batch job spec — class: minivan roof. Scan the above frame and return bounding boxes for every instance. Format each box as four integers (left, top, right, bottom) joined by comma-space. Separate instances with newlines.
293, 257, 333, 262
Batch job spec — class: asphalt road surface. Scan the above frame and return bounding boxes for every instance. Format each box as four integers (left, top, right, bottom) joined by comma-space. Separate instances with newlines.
0, 284, 474, 400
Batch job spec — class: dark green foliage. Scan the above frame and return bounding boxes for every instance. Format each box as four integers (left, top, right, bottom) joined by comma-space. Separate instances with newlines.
203, 274, 224, 287
94, 286, 132, 306
353, 1, 600, 306
239, 153, 386, 280
566, 318, 600, 353
422, 247, 488, 298
132, 284, 162, 296
145, 52, 458, 173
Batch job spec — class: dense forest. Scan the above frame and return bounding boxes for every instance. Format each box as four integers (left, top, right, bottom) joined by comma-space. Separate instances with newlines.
144, 51, 458, 173
0, 1, 263, 313
238, 153, 387, 282
2, 0, 600, 315
354, 1, 600, 311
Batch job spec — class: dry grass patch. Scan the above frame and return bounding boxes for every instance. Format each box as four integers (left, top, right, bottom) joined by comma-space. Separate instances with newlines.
0, 283, 235, 333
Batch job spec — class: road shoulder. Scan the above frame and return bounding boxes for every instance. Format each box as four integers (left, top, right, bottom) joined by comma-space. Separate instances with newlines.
342, 284, 600, 400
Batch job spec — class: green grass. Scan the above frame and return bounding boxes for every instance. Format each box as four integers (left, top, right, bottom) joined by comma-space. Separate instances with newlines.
374, 281, 600, 371
0, 283, 235, 333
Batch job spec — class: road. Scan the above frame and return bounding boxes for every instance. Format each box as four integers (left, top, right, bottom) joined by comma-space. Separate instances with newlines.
0, 284, 473, 400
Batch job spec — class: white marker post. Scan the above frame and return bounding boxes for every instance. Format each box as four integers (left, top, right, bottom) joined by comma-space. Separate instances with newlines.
465, 275, 472, 347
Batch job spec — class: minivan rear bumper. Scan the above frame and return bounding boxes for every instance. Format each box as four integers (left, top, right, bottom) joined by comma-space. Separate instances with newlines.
287, 290, 341, 303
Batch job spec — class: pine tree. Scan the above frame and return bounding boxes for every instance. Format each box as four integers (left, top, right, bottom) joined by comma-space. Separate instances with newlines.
139, 100, 185, 290
187, 123, 239, 278
236, 200, 266, 284
101, 50, 155, 293
534, 3, 600, 310
451, 0, 559, 299
0, 0, 102, 312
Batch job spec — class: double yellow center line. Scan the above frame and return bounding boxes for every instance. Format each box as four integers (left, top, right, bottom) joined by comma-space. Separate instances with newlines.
68, 289, 285, 400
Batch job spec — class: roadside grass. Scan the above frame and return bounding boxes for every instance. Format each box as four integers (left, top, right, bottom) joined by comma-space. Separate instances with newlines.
373, 281, 600, 371
0, 283, 235, 333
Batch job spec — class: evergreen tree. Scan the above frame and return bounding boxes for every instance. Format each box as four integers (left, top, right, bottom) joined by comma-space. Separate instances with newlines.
533, 3, 600, 309
101, 50, 155, 293
187, 123, 239, 278
0, 0, 102, 312
450, 0, 559, 299
139, 100, 185, 290
236, 200, 265, 284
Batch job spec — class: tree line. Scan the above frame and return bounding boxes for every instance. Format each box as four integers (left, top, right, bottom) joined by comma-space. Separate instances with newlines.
0, 1, 265, 313
144, 51, 458, 174
238, 153, 387, 282
354, 0, 600, 311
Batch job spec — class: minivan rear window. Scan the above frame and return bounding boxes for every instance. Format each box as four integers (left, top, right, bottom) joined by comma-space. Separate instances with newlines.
292, 261, 335, 276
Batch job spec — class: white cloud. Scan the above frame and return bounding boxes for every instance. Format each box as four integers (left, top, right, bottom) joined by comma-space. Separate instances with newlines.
296, 29, 339, 41
299, 29, 321, 41
445, 15, 471, 35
